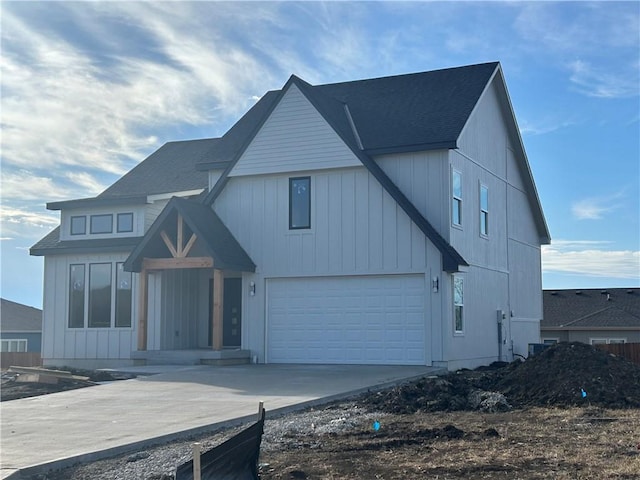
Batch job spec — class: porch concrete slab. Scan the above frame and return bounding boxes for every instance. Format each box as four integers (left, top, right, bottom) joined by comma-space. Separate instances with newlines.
0, 364, 441, 479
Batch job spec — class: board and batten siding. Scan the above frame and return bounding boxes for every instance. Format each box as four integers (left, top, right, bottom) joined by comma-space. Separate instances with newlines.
375, 150, 449, 240
230, 83, 361, 177
214, 167, 432, 276
41, 254, 138, 369
213, 166, 443, 363
448, 74, 543, 364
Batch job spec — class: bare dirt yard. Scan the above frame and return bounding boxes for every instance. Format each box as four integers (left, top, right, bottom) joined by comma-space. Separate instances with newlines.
6, 342, 640, 479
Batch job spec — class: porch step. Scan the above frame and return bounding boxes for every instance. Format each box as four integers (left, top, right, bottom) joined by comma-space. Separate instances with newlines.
131, 349, 251, 366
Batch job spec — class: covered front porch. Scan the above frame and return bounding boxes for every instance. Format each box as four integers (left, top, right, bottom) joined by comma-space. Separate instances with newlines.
123, 197, 256, 365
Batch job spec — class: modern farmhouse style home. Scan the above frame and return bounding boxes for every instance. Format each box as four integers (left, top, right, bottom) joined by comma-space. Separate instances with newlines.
31, 62, 550, 370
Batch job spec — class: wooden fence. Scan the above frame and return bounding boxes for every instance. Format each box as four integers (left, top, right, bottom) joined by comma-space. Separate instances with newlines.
595, 343, 640, 365
0, 352, 42, 369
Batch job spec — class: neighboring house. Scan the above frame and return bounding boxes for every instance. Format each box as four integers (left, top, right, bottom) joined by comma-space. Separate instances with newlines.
0, 298, 43, 353
541, 288, 640, 345
31, 62, 550, 370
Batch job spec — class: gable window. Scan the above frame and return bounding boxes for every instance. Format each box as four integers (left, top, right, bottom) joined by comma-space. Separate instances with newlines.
88, 263, 112, 328
480, 184, 489, 236
90, 214, 113, 234
452, 170, 462, 226
70, 216, 86, 235
117, 213, 134, 233
453, 275, 464, 333
289, 177, 311, 229
69, 264, 86, 328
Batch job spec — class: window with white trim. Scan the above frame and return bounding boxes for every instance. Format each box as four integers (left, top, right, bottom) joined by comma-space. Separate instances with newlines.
480, 184, 489, 236
591, 338, 626, 345
452, 170, 462, 226
453, 275, 464, 333
0, 339, 28, 352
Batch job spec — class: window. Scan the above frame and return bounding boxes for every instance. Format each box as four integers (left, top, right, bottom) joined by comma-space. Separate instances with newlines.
90, 214, 113, 234
70, 216, 86, 235
1, 339, 27, 352
542, 338, 559, 346
117, 213, 134, 233
452, 170, 462, 226
289, 177, 311, 229
453, 275, 464, 333
69, 264, 86, 328
591, 338, 626, 345
480, 184, 489, 236
115, 263, 132, 327
88, 263, 112, 328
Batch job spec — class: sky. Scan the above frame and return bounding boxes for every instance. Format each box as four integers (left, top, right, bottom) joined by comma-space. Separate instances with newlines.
1, 1, 639, 309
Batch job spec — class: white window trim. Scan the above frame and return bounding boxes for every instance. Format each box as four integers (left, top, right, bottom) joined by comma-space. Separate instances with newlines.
590, 337, 627, 345
0, 339, 28, 353
542, 338, 559, 345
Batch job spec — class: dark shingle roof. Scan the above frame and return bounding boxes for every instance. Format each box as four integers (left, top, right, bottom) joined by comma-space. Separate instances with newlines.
542, 288, 640, 329
1, 299, 42, 332
100, 138, 214, 198
315, 62, 498, 154
30, 226, 142, 256
124, 197, 255, 273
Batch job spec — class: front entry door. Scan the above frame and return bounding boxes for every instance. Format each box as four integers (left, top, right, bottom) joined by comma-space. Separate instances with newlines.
223, 278, 242, 347
208, 278, 242, 348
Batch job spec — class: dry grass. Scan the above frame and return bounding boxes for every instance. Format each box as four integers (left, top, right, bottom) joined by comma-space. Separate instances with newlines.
260, 407, 640, 479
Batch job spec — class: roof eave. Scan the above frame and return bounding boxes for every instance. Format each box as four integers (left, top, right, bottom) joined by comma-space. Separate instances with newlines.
47, 195, 148, 211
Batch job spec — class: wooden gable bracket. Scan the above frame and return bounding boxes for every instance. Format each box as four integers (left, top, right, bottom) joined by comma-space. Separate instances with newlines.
160, 214, 198, 258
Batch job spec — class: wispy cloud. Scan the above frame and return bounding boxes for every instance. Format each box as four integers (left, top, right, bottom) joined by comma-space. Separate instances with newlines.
567, 60, 639, 99
571, 191, 625, 220
542, 240, 640, 279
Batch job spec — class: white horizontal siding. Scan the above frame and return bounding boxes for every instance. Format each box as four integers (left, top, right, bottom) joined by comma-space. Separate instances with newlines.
230, 84, 361, 176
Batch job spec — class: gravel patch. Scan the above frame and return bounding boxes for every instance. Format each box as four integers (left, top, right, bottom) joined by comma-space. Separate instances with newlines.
36, 402, 381, 480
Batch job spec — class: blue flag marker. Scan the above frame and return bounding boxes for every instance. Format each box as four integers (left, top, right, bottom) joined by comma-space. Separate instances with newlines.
373, 420, 380, 431
581, 389, 587, 398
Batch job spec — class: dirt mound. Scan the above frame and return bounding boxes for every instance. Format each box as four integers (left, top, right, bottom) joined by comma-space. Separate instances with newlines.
497, 342, 640, 408
362, 342, 640, 413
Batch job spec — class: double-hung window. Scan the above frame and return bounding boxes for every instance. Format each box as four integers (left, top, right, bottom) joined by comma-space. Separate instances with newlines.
453, 275, 464, 334
289, 177, 311, 229
480, 184, 489, 236
452, 170, 462, 226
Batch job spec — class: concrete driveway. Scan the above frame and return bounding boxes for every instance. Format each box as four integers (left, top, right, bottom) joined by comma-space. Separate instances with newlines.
0, 364, 440, 479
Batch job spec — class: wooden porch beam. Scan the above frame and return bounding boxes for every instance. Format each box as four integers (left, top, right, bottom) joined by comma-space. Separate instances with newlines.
137, 267, 148, 351
212, 268, 224, 351
143, 257, 213, 270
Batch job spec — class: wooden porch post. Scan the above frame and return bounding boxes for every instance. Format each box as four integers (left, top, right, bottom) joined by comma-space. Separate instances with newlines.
137, 266, 149, 351
212, 268, 224, 350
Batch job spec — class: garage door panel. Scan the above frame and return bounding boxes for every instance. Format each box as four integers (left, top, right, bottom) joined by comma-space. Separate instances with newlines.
267, 275, 426, 365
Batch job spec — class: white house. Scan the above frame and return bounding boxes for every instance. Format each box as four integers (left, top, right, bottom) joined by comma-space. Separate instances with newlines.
31, 62, 550, 370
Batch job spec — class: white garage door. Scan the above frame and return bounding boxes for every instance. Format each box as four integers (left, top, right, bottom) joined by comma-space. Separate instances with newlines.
267, 275, 426, 365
